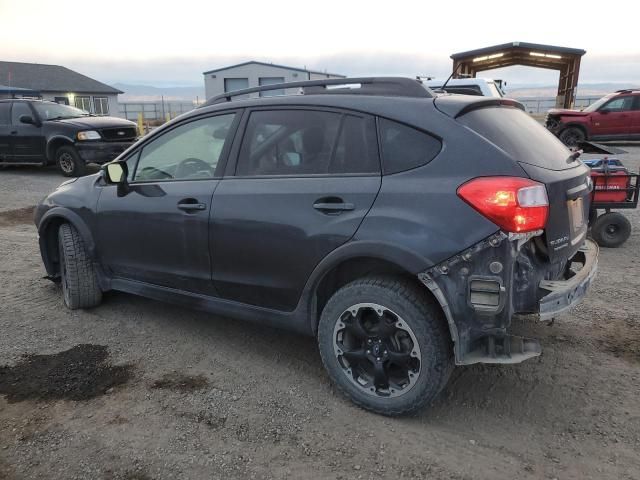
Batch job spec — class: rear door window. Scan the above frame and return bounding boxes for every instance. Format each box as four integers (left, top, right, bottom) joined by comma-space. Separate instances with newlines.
236, 110, 379, 176
378, 118, 442, 174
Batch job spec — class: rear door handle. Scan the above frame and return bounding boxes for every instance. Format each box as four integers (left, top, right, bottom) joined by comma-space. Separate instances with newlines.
177, 199, 206, 211
313, 199, 355, 213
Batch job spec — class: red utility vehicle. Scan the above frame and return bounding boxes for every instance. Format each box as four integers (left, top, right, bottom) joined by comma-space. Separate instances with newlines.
546, 89, 640, 146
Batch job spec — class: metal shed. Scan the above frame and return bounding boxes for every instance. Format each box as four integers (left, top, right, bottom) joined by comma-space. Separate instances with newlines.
450, 42, 586, 108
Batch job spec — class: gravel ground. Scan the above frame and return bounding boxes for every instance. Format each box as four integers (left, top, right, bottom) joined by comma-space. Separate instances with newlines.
0, 147, 639, 480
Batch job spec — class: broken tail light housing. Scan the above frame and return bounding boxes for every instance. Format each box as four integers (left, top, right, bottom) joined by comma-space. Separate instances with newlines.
457, 177, 548, 233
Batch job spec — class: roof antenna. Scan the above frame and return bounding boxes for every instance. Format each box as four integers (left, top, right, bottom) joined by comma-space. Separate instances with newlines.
439, 63, 463, 93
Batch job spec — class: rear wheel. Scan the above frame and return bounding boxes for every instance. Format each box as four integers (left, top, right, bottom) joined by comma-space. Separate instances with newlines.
317, 276, 453, 416
559, 127, 586, 147
56, 146, 86, 177
58, 223, 102, 309
591, 212, 631, 248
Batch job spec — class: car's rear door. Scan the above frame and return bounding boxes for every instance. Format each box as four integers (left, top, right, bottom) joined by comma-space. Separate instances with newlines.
210, 108, 381, 311
9, 101, 45, 162
95, 111, 240, 295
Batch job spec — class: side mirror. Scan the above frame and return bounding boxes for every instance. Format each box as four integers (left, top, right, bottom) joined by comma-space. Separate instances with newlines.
599, 108, 610, 114
103, 161, 128, 184
103, 161, 130, 197
19, 114, 35, 125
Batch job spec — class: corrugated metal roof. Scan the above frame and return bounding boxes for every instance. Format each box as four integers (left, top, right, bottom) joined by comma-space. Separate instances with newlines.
0, 61, 122, 94
203, 60, 345, 78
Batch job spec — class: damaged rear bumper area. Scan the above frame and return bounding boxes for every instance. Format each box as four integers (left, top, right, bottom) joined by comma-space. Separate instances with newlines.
417, 233, 598, 365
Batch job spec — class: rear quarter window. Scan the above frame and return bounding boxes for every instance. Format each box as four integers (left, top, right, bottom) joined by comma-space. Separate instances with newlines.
457, 106, 573, 171
378, 118, 442, 174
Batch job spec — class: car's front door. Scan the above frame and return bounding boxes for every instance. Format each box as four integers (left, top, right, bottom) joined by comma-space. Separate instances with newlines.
0, 102, 11, 161
9, 101, 45, 162
590, 95, 634, 138
95, 111, 239, 295
210, 108, 382, 311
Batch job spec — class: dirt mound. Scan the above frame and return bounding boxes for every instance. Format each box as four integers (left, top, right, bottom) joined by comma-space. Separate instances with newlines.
0, 206, 35, 227
0, 344, 133, 403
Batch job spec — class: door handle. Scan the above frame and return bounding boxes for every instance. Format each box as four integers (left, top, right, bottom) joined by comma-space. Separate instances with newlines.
10, 131, 18, 135
313, 198, 355, 213
177, 199, 206, 211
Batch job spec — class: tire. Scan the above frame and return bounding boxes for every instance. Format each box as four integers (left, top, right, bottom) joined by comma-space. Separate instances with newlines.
58, 223, 102, 309
558, 127, 586, 147
56, 146, 86, 177
317, 275, 453, 416
591, 212, 631, 248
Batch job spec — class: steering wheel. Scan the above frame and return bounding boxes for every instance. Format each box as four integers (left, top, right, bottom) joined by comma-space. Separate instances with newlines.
174, 157, 214, 178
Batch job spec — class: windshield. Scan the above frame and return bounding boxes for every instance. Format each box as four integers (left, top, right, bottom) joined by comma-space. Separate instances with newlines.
583, 94, 616, 112
33, 102, 89, 120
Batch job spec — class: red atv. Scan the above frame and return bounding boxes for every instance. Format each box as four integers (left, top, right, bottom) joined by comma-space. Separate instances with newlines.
546, 89, 640, 146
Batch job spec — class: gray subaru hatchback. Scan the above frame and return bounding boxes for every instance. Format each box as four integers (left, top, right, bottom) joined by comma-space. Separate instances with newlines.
35, 77, 597, 415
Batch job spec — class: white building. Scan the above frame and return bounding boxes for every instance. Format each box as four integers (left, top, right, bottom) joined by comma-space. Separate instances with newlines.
203, 61, 345, 100
0, 61, 122, 117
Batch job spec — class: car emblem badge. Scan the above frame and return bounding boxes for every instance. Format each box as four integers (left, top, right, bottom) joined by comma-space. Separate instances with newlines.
117, 131, 125, 136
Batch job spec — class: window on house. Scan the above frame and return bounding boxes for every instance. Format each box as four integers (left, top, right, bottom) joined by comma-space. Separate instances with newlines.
93, 97, 109, 115
74, 96, 91, 113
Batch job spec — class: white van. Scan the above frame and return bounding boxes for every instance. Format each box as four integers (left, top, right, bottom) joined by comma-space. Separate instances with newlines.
423, 78, 505, 98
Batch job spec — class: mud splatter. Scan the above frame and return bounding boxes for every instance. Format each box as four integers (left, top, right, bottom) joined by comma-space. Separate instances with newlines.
0, 207, 34, 228
0, 344, 133, 403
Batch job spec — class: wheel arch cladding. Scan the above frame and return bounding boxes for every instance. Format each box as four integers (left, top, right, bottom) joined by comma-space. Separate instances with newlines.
38, 208, 96, 277
46, 136, 75, 162
309, 252, 451, 343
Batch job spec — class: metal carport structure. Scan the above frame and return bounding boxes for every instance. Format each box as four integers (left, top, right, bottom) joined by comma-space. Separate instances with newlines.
450, 42, 586, 108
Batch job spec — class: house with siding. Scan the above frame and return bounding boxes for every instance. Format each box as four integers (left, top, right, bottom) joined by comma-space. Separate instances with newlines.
0, 61, 122, 116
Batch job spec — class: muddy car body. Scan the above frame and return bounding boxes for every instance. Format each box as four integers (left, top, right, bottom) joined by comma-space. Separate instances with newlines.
34, 77, 598, 415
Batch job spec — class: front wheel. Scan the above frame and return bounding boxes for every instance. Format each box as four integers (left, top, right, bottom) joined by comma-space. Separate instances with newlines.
591, 212, 631, 248
56, 146, 86, 177
558, 127, 586, 147
58, 223, 102, 309
317, 276, 453, 416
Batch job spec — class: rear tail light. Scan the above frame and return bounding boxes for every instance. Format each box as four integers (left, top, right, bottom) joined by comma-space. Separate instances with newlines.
457, 177, 548, 233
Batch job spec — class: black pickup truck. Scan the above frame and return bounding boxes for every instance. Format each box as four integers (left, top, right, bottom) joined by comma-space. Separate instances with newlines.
0, 99, 137, 176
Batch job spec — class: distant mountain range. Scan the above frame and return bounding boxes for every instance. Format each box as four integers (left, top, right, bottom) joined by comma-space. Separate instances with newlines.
506, 83, 640, 98
113, 83, 205, 102
112, 81, 640, 102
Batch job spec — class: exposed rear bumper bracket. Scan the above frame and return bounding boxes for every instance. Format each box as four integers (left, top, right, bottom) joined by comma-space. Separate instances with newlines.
458, 334, 541, 365
537, 239, 598, 321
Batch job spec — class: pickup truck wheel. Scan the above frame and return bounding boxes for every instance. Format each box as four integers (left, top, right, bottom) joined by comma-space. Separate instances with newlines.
558, 127, 586, 147
56, 146, 86, 177
317, 276, 453, 416
591, 212, 631, 248
58, 223, 102, 309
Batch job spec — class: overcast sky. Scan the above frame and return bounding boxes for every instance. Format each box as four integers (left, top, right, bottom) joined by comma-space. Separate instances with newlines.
0, 0, 637, 86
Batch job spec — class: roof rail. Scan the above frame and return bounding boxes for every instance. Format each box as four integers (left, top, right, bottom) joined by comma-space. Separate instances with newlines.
204, 77, 433, 106
615, 88, 640, 93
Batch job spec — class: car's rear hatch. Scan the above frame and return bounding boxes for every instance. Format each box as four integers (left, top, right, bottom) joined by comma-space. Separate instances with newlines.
436, 96, 591, 261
